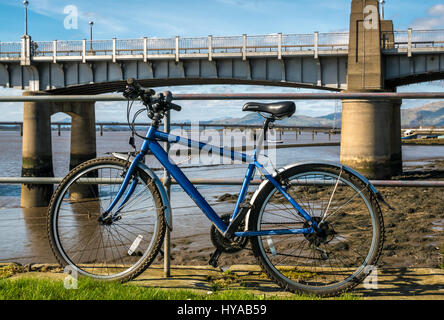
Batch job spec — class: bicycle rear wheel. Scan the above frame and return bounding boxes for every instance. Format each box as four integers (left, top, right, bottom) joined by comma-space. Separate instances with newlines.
249, 164, 384, 296
47, 157, 166, 282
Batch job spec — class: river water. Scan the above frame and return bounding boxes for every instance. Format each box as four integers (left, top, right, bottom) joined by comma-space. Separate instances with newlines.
0, 129, 443, 264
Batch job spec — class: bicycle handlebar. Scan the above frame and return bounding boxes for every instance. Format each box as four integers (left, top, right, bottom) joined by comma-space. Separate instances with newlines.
123, 78, 181, 112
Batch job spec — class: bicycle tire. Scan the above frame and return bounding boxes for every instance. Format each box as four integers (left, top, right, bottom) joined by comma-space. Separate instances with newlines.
47, 157, 166, 282
248, 163, 384, 297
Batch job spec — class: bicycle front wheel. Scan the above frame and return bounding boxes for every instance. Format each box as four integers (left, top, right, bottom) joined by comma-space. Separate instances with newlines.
249, 164, 384, 297
47, 157, 166, 282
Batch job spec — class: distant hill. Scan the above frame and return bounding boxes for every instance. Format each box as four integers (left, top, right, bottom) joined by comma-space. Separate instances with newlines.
401, 101, 444, 127
209, 112, 339, 127
207, 101, 444, 128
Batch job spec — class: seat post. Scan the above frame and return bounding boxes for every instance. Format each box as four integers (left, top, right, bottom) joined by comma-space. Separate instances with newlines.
262, 117, 273, 140
254, 116, 274, 161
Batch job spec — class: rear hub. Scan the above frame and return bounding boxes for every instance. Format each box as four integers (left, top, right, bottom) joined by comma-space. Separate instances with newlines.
303, 217, 336, 247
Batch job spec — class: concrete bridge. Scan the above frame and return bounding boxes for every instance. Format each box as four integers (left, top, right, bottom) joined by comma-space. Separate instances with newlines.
0, 0, 443, 207
0, 29, 443, 93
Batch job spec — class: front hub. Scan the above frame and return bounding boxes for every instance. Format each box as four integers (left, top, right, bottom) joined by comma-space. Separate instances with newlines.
98, 215, 121, 226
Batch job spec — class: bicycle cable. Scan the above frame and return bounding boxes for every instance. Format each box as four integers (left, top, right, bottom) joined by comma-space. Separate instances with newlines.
126, 99, 153, 142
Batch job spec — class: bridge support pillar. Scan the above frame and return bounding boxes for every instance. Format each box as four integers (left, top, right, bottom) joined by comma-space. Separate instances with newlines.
21, 92, 54, 208
68, 102, 97, 170
341, 0, 402, 179
50, 100, 97, 200
21, 95, 97, 207
340, 99, 402, 179
69, 102, 97, 200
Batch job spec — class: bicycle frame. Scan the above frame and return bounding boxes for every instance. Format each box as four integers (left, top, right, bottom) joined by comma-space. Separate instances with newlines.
102, 125, 317, 238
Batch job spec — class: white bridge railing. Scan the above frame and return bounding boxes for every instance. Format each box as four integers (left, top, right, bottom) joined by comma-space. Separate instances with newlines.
0, 29, 442, 59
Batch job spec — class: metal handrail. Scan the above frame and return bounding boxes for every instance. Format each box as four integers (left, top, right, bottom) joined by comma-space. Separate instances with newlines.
1, 92, 444, 103
1, 176, 443, 187
0, 121, 333, 131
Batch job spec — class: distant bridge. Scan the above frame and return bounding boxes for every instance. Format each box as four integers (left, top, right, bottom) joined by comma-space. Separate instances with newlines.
0, 29, 443, 93
0, 121, 336, 137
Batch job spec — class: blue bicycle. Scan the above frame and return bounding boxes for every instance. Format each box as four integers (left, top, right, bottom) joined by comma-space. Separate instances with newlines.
47, 79, 384, 296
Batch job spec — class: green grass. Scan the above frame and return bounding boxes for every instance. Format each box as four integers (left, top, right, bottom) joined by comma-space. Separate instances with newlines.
0, 277, 359, 300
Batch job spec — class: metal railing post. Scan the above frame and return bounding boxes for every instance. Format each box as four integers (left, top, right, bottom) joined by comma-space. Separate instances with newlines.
112, 38, 116, 63
314, 31, 319, 59
208, 35, 213, 61
242, 34, 247, 60
175, 36, 179, 62
53, 40, 57, 63
278, 33, 282, 60
82, 39, 86, 63
20, 35, 32, 66
408, 28, 412, 57
163, 110, 172, 278
143, 37, 148, 62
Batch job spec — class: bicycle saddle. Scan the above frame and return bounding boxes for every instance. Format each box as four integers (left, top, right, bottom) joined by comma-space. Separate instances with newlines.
242, 101, 296, 119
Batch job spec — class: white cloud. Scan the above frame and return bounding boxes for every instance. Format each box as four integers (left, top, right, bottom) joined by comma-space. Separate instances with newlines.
429, 4, 444, 16
412, 4, 444, 29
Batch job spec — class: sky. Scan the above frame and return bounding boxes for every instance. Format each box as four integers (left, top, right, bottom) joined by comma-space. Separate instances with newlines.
0, 0, 443, 122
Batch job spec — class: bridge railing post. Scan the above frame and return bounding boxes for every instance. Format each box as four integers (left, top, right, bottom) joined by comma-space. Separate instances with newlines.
112, 38, 116, 63
314, 31, 319, 59
408, 28, 412, 57
82, 39, 86, 63
208, 35, 213, 61
278, 33, 282, 59
175, 36, 179, 62
242, 34, 247, 60
20, 35, 32, 66
143, 37, 148, 62
53, 40, 57, 63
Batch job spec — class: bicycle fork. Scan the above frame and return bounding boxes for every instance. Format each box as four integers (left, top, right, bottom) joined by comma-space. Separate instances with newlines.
98, 153, 145, 224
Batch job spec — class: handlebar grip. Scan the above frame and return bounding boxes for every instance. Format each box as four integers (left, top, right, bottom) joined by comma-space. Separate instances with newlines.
143, 88, 156, 96
170, 103, 182, 112
125, 78, 156, 97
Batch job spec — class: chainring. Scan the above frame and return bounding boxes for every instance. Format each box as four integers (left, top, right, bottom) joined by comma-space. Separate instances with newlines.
210, 213, 249, 254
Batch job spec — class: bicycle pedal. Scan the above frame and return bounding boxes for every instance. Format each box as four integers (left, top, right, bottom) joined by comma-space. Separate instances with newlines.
209, 248, 222, 268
